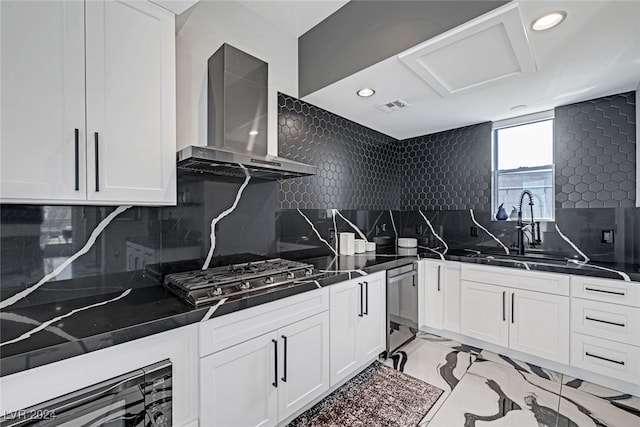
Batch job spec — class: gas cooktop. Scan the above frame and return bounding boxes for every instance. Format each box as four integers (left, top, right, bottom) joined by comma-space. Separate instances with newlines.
163, 258, 322, 307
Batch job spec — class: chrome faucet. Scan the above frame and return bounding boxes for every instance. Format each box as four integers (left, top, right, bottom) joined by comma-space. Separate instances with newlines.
517, 190, 541, 255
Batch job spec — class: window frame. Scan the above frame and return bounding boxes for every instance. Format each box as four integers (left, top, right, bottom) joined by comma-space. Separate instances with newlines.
491, 110, 555, 222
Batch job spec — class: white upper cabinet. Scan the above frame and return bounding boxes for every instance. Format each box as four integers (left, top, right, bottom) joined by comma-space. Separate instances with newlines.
0, 1, 86, 202
0, 0, 176, 205
86, 0, 176, 204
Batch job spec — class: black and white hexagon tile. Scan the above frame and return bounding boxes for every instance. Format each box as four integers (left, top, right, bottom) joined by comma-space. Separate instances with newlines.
555, 91, 636, 209
277, 93, 400, 210
399, 122, 493, 212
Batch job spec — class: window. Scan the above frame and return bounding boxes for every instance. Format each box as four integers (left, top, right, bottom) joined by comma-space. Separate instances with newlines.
492, 111, 554, 221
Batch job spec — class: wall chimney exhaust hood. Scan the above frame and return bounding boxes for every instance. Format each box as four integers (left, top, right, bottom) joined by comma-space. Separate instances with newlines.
177, 44, 316, 180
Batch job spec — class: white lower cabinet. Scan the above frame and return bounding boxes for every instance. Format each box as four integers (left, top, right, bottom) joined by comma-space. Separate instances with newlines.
443, 262, 462, 332
570, 275, 640, 385
329, 272, 386, 385
418, 260, 461, 332
199, 290, 330, 427
509, 288, 569, 363
418, 260, 444, 330
460, 280, 509, 347
459, 266, 570, 364
200, 331, 278, 427
277, 313, 330, 420
570, 333, 640, 384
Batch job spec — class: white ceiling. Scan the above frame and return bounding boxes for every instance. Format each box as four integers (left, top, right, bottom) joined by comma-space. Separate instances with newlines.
300, 0, 640, 140
236, 0, 349, 37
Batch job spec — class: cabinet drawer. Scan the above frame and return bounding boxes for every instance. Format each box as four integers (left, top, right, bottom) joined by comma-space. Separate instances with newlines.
461, 264, 570, 295
571, 298, 640, 346
199, 288, 328, 357
571, 276, 640, 307
571, 333, 640, 384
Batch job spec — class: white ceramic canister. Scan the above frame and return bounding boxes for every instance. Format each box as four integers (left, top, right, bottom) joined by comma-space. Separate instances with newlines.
365, 242, 376, 252
398, 247, 418, 255
339, 232, 355, 255
397, 237, 418, 248
354, 239, 366, 253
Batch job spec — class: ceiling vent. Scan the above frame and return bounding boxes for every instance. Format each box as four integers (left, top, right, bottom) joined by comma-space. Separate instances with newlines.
398, 2, 536, 98
376, 98, 411, 113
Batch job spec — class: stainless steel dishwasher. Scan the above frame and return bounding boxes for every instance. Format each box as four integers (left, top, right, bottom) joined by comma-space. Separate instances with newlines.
386, 262, 418, 357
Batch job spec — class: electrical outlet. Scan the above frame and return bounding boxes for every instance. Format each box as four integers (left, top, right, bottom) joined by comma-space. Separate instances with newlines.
601, 229, 614, 244
416, 225, 423, 235
470, 226, 478, 237
329, 229, 335, 242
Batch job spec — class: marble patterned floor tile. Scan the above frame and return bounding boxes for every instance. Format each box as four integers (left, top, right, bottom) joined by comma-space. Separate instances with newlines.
478, 348, 564, 384
429, 359, 564, 427
416, 332, 483, 354
385, 338, 477, 422
562, 375, 640, 413
557, 383, 640, 427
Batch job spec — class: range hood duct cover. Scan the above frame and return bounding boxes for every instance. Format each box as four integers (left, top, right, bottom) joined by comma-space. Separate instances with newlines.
177, 44, 316, 180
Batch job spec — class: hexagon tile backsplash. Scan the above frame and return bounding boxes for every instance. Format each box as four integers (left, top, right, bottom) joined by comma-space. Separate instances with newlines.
555, 91, 636, 208
277, 91, 635, 212
398, 122, 492, 211
278, 93, 400, 210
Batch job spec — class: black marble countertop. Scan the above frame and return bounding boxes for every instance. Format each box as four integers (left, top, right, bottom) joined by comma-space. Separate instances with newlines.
419, 249, 640, 282
0, 251, 413, 377
1, 248, 638, 377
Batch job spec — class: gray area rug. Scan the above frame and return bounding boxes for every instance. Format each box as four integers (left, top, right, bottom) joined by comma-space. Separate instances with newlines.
288, 361, 444, 427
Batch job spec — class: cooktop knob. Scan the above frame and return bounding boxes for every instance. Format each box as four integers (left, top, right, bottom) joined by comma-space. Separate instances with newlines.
264, 276, 274, 284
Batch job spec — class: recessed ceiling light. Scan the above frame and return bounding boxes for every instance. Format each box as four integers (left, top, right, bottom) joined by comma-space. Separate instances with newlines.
531, 11, 566, 31
249, 130, 259, 136
357, 88, 375, 97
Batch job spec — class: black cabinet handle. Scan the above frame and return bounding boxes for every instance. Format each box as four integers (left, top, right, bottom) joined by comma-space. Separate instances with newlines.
585, 287, 625, 296
437, 265, 441, 291
585, 316, 625, 327
74, 129, 79, 191
502, 291, 506, 322
585, 352, 625, 365
281, 335, 288, 383
364, 281, 369, 315
358, 283, 363, 317
272, 339, 278, 388
94, 132, 100, 192
511, 292, 515, 324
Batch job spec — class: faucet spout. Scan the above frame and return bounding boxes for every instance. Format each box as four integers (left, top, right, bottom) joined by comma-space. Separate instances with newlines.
517, 189, 539, 256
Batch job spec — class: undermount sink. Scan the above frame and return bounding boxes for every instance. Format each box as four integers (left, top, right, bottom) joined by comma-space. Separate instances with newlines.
480, 252, 570, 266
443, 248, 570, 266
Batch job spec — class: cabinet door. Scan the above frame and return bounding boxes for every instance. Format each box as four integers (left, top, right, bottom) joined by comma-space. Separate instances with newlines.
200, 332, 278, 427
85, 0, 176, 205
443, 262, 461, 333
329, 280, 361, 385
460, 280, 509, 347
0, 0, 86, 202
277, 313, 330, 421
360, 275, 386, 361
419, 260, 444, 329
510, 289, 569, 364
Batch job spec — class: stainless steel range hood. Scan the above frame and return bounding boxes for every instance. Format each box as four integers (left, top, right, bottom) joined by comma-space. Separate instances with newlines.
177, 44, 316, 180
